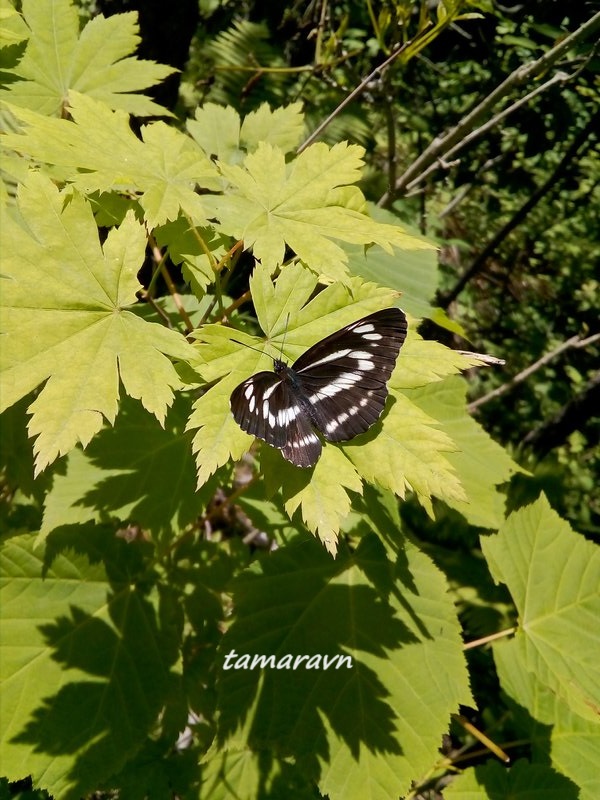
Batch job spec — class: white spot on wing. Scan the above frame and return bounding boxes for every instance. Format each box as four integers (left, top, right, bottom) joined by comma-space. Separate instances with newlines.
308, 384, 342, 402
362, 333, 382, 340
268, 412, 276, 428
293, 433, 319, 448
278, 405, 301, 426
263, 382, 279, 400
249, 395, 256, 412
262, 400, 269, 417
244, 384, 253, 399
303, 348, 351, 369
307, 372, 362, 404
338, 371, 362, 385
352, 323, 375, 333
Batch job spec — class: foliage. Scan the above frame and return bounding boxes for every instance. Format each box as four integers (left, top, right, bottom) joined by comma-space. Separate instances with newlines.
1, 1, 599, 799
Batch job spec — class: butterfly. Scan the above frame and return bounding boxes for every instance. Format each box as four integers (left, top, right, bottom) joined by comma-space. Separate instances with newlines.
230, 308, 408, 468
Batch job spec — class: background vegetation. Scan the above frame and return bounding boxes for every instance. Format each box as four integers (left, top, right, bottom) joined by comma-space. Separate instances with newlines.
1, 1, 599, 799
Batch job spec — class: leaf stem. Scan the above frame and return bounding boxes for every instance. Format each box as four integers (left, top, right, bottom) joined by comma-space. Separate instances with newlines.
463, 627, 516, 649
148, 235, 194, 332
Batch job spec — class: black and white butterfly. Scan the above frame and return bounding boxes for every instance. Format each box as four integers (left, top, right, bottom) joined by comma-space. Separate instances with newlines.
230, 308, 408, 468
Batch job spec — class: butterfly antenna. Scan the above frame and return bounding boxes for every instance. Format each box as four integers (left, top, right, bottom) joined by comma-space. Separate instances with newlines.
278, 313, 291, 363
231, 338, 266, 357
231, 314, 291, 362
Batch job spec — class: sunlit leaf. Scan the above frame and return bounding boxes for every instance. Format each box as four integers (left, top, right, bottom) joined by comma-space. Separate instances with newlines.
1, 0, 174, 116
0, 172, 194, 472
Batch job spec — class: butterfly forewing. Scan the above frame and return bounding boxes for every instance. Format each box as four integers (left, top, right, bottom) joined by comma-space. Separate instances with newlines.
230, 307, 407, 467
292, 308, 407, 442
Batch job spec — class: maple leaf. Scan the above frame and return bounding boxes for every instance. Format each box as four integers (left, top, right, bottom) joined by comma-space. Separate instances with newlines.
203, 141, 433, 282
0, 173, 195, 474
3, 92, 221, 228
1, 0, 174, 117
188, 262, 472, 545
187, 101, 305, 163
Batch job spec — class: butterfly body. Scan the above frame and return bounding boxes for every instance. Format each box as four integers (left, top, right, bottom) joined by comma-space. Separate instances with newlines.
230, 308, 408, 468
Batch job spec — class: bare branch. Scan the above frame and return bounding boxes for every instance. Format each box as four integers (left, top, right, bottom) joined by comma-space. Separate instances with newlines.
403, 70, 570, 194
522, 371, 600, 456
382, 11, 600, 202
297, 39, 413, 154
468, 333, 600, 412
439, 108, 600, 308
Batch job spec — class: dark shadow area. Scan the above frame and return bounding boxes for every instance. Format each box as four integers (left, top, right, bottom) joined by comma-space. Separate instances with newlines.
214, 535, 423, 779
10, 525, 182, 798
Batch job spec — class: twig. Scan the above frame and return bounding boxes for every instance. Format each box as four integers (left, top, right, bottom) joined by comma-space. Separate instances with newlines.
464, 628, 516, 649
438, 153, 507, 219
297, 37, 416, 153
405, 70, 570, 193
452, 715, 510, 763
148, 235, 194, 332
468, 333, 600, 412
381, 10, 600, 202
522, 370, 600, 455
382, 100, 398, 206
439, 108, 600, 308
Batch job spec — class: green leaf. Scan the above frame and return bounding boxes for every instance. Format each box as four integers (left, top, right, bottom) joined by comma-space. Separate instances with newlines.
0, 172, 195, 473
216, 533, 472, 800
154, 218, 228, 295
108, 741, 201, 800
0, 1, 29, 47
280, 445, 363, 556
406, 377, 523, 528
239, 101, 305, 154
481, 495, 600, 721
3, 92, 220, 228
1, 0, 175, 116
345, 206, 439, 319
392, 335, 480, 390
444, 759, 579, 799
203, 140, 433, 281
201, 747, 315, 800
342, 390, 466, 516
0, 530, 178, 800
494, 635, 600, 800
190, 262, 478, 544
187, 102, 242, 164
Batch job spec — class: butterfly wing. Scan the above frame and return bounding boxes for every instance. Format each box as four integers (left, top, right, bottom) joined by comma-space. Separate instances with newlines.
293, 308, 407, 442
230, 370, 322, 467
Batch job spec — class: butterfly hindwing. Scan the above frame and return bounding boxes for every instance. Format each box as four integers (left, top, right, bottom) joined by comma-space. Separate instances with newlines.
229, 369, 322, 467
229, 308, 407, 467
